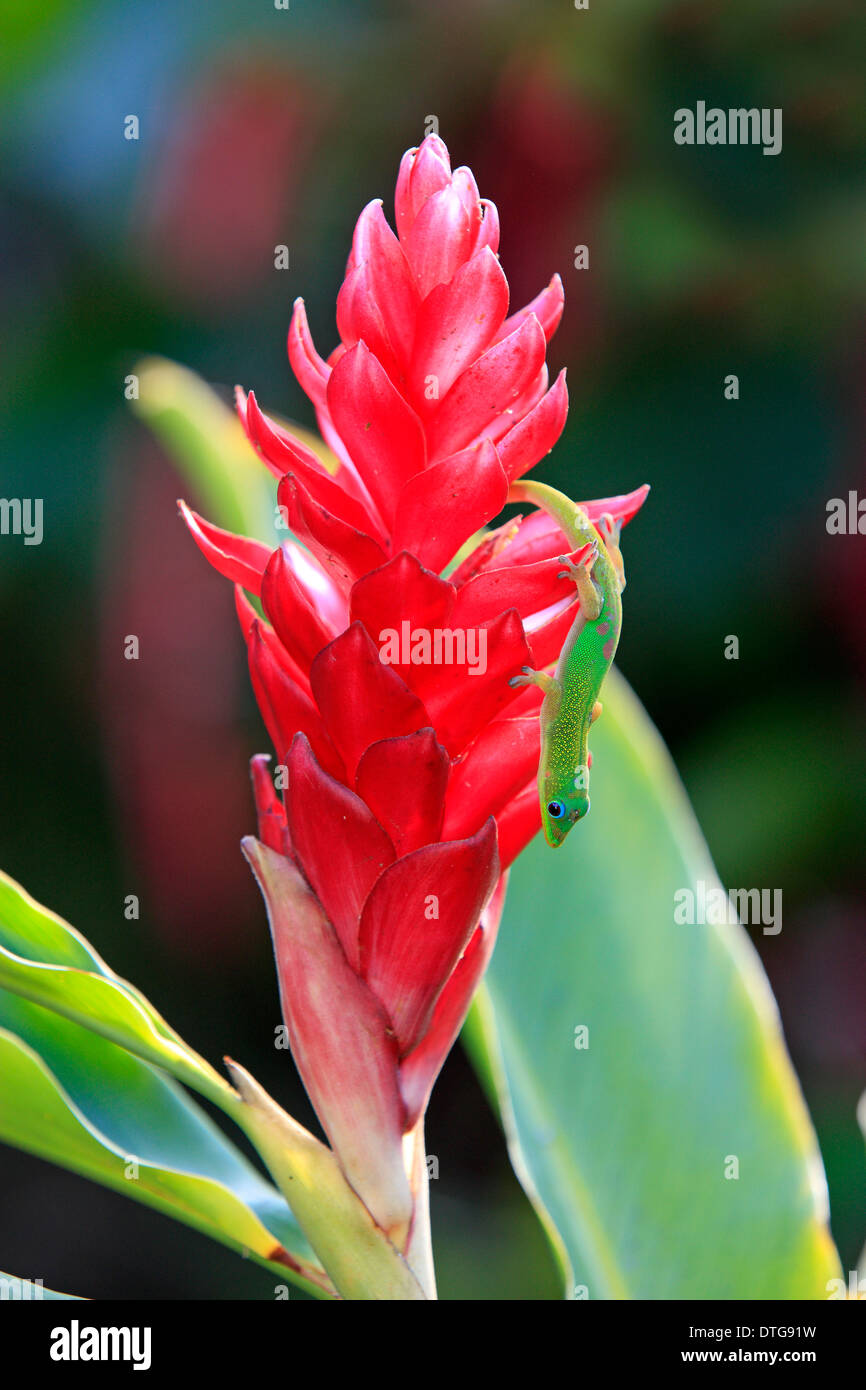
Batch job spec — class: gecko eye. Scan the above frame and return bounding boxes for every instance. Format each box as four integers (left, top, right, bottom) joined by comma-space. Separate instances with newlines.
547, 801, 565, 819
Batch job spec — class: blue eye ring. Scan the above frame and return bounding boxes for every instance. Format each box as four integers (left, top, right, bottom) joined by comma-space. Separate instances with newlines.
547, 800, 565, 819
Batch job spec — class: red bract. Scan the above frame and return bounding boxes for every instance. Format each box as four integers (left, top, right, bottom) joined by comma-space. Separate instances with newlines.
181, 135, 646, 1271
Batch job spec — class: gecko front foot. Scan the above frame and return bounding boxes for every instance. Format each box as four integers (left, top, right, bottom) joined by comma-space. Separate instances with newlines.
556, 541, 598, 583
509, 665, 560, 698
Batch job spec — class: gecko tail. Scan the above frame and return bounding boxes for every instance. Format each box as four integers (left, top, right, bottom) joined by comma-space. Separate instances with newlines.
507, 480, 588, 554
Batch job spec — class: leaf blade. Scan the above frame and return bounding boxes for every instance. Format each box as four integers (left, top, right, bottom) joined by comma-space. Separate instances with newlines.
0, 869, 235, 1111
0, 994, 333, 1298
468, 669, 842, 1299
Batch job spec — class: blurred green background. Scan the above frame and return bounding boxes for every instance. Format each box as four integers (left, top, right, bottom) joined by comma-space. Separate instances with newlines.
0, 0, 864, 1298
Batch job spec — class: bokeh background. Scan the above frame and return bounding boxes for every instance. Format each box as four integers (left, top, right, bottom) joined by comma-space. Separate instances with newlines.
1, 0, 864, 1298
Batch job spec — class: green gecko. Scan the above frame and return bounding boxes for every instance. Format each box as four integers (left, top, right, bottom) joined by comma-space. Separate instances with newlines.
507, 479, 633, 848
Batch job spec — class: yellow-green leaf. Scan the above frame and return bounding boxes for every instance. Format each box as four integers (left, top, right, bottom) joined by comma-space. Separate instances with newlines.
467, 670, 843, 1299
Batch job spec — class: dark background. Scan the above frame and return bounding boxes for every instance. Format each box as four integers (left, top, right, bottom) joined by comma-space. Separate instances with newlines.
0, 0, 864, 1298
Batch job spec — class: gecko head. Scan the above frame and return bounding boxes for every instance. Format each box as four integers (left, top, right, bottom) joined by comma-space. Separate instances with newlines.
542, 793, 591, 847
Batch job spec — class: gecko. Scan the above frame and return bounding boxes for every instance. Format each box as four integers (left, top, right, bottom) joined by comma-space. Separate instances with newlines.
507, 479, 634, 848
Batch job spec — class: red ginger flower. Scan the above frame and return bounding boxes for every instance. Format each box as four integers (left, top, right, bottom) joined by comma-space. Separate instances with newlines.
181, 135, 646, 1271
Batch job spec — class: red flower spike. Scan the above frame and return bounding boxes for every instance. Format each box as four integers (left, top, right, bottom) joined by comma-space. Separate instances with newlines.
287, 297, 331, 413
178, 500, 271, 596
497, 367, 569, 482
271, 537, 347, 633
450, 549, 581, 630
490, 363, 549, 445
261, 545, 339, 672
442, 716, 540, 842
233, 584, 260, 641
287, 733, 395, 971
357, 819, 499, 1056
235, 387, 285, 481
326, 342, 427, 529
348, 552, 455, 684
180, 135, 648, 1275
391, 438, 509, 573
495, 782, 543, 870
583, 483, 651, 528
249, 754, 290, 857
336, 265, 403, 387
494, 273, 565, 346
425, 314, 547, 461
235, 586, 312, 696
242, 837, 413, 1245
243, 390, 383, 539
278, 472, 388, 594
397, 136, 453, 240
450, 165, 482, 221
447, 517, 522, 588
472, 197, 500, 256
405, 185, 473, 298
355, 729, 450, 858
419, 607, 533, 756
241, 388, 321, 474
310, 622, 430, 780
245, 619, 343, 778
399, 873, 509, 1127
408, 246, 509, 409
342, 200, 418, 369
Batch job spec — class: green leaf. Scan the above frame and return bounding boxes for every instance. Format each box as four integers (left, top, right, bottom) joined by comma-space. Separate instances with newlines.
0, 870, 389, 1296
0, 0, 94, 95
0, 869, 236, 1113
0, 992, 333, 1299
128, 356, 338, 548
467, 668, 842, 1299
129, 357, 275, 544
